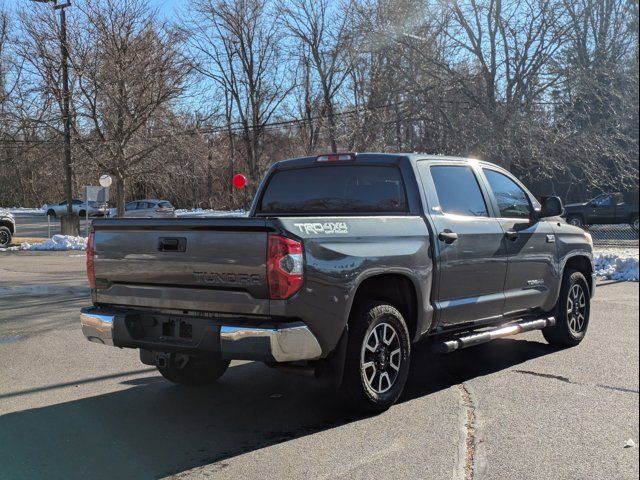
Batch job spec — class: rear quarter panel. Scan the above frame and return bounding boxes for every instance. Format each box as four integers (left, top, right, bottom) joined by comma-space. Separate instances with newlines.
272, 216, 433, 354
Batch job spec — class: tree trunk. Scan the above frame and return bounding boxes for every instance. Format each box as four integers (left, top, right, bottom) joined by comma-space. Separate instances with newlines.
116, 173, 126, 217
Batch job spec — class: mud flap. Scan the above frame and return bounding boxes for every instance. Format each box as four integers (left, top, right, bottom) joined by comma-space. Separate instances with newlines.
321, 327, 348, 389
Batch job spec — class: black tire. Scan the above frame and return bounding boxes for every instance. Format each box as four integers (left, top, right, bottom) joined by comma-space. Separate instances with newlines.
631, 216, 639, 231
543, 270, 590, 347
157, 357, 230, 385
342, 301, 411, 413
78, 210, 86, 217
46, 209, 56, 217
0, 226, 12, 248
566, 215, 584, 228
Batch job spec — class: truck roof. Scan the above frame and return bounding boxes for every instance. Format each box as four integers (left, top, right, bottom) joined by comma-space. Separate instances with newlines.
272, 153, 476, 170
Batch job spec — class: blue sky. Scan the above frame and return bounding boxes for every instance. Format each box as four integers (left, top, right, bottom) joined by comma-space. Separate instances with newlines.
149, 0, 183, 19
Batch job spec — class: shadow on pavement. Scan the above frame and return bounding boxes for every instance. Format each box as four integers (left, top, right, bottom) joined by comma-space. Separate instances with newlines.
0, 337, 559, 479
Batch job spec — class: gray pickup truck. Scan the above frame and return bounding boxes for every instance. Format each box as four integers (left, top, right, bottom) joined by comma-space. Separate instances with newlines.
81, 153, 595, 411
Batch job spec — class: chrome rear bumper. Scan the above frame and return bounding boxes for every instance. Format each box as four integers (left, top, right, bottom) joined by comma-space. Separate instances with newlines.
80, 307, 322, 362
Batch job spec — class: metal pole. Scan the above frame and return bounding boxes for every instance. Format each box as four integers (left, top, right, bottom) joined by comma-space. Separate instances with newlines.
47, 214, 51, 238
85, 186, 89, 238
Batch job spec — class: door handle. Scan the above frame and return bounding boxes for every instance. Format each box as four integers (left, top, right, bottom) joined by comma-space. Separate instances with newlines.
505, 230, 519, 241
158, 237, 187, 252
438, 230, 458, 244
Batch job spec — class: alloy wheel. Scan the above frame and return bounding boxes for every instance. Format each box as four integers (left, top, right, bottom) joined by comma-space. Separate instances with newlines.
566, 283, 587, 335
0, 230, 9, 247
360, 322, 402, 394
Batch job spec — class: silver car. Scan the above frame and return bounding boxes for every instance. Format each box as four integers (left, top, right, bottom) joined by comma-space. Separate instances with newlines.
44, 199, 108, 217
122, 199, 176, 218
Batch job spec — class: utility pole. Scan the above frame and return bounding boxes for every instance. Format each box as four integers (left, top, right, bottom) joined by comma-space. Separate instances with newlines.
33, 0, 77, 233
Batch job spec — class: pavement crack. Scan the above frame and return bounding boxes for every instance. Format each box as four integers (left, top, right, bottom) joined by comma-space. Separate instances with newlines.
457, 382, 477, 480
514, 370, 639, 395
514, 369, 572, 384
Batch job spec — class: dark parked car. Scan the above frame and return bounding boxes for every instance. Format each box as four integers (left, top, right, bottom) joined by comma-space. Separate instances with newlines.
80, 153, 595, 411
563, 192, 639, 229
0, 208, 16, 248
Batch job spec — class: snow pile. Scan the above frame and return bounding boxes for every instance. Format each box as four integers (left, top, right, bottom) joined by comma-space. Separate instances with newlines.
20, 235, 87, 251
594, 248, 639, 282
4, 207, 45, 216
175, 209, 247, 218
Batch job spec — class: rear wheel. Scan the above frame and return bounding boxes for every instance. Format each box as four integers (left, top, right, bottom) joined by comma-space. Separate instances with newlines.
342, 302, 411, 412
543, 270, 590, 347
0, 226, 12, 248
631, 216, 639, 231
157, 356, 230, 385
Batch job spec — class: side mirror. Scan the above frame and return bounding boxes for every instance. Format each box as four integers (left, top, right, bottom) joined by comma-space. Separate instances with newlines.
539, 196, 564, 218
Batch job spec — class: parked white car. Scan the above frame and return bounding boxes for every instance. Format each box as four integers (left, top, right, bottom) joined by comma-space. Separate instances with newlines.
44, 199, 108, 218
110, 199, 176, 218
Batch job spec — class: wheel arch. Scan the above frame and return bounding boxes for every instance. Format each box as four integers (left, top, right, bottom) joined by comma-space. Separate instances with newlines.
349, 272, 421, 342
563, 254, 594, 295
0, 219, 14, 234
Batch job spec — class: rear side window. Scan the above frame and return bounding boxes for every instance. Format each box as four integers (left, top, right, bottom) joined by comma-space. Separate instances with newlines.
428, 165, 488, 217
258, 165, 407, 215
483, 169, 532, 219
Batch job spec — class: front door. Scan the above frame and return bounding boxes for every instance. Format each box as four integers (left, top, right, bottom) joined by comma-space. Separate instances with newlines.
480, 168, 558, 315
417, 162, 509, 328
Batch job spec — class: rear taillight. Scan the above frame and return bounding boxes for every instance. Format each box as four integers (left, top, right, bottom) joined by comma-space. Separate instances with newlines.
87, 230, 96, 289
267, 234, 303, 299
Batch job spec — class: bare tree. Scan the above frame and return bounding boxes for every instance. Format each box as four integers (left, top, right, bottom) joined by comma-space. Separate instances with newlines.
72, 0, 189, 215
188, 0, 293, 198
280, 0, 355, 153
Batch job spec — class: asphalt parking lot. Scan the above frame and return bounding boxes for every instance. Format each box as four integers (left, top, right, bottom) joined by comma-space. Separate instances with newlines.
0, 252, 638, 480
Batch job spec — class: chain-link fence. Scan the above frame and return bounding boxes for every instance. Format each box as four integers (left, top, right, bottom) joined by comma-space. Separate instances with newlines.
584, 224, 639, 248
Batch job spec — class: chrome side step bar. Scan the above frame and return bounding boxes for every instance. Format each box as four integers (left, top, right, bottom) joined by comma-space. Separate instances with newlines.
437, 317, 556, 353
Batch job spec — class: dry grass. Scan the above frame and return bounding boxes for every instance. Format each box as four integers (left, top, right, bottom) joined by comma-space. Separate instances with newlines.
10, 237, 46, 247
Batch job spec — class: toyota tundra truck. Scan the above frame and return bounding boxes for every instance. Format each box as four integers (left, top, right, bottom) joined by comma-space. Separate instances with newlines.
80, 153, 595, 411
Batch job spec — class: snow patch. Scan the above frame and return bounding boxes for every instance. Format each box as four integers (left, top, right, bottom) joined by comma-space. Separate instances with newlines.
594, 248, 639, 282
0, 235, 88, 252
3, 207, 45, 216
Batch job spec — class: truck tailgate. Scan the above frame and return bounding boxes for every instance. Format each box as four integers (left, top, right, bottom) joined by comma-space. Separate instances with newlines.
92, 218, 271, 315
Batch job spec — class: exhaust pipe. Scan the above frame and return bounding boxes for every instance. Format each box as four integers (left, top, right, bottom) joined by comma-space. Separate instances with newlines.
440, 317, 556, 353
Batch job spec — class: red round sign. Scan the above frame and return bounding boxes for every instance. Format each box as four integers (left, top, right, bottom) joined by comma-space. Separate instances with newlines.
232, 173, 247, 189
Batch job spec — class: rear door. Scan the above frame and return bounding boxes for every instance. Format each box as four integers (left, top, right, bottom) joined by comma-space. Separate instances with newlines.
480, 167, 557, 315
417, 162, 508, 327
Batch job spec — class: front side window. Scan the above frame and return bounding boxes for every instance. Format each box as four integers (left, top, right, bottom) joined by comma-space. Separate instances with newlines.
427, 165, 488, 217
483, 169, 532, 219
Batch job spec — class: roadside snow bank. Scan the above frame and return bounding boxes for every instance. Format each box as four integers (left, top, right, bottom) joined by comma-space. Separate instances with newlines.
594, 248, 639, 282
9, 235, 88, 252
3, 207, 44, 216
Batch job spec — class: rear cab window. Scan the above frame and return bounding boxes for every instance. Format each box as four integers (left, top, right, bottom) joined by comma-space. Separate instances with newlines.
257, 165, 408, 215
